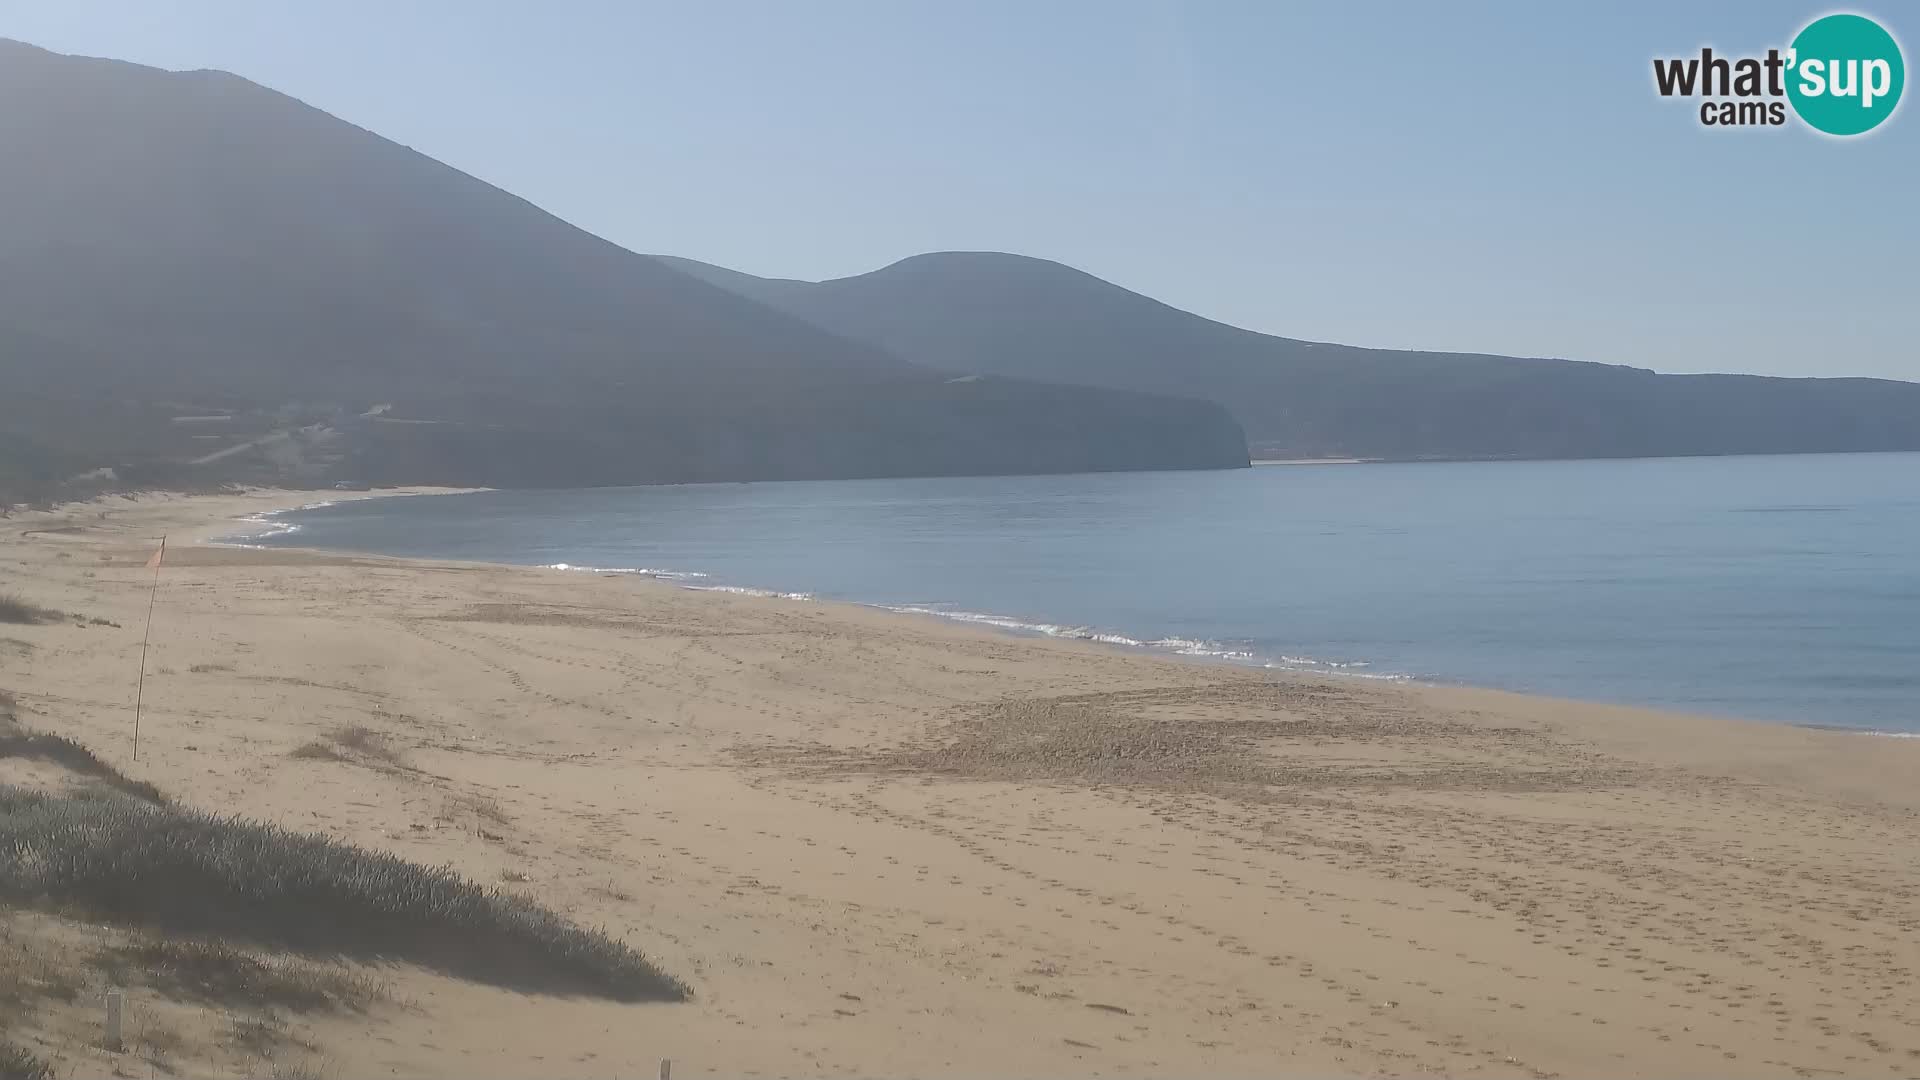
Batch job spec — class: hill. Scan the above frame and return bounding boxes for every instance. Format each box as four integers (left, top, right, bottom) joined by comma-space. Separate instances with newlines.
657, 251, 1920, 461
0, 41, 1246, 503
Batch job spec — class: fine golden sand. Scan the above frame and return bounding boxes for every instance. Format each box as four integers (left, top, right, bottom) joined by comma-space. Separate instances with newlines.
2, 489, 1917, 1078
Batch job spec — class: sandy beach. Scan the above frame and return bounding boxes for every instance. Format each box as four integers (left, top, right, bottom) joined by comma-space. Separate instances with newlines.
3, 488, 1918, 1079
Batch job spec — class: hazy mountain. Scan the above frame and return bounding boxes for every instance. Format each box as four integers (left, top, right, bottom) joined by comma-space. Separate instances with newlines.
0, 40, 1246, 501
658, 252, 1920, 462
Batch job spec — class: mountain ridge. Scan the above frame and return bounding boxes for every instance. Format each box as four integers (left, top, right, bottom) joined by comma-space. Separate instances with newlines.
656, 250, 1920, 461
0, 39, 1247, 502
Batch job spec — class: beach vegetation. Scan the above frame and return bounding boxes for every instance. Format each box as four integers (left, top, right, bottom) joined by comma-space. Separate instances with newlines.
0, 1040, 55, 1080
0, 727, 165, 804
90, 936, 389, 1014
288, 741, 342, 761
0, 784, 686, 1002
288, 726, 403, 768
0, 595, 58, 626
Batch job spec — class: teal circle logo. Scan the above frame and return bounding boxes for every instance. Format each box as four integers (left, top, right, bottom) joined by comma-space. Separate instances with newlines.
1786, 14, 1905, 135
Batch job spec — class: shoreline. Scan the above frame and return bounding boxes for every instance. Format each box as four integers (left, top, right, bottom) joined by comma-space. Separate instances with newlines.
36, 487, 1920, 771
5, 488, 1917, 1078
235, 486, 1917, 739
224, 487, 1405, 669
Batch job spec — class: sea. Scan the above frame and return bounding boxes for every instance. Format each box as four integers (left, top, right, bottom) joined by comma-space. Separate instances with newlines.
241, 452, 1920, 734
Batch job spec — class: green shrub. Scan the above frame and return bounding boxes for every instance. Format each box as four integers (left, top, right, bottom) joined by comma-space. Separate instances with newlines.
0, 785, 684, 1002
0, 595, 58, 626
0, 731, 164, 804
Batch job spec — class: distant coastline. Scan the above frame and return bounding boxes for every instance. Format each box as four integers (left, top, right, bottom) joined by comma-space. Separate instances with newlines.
1250, 457, 1373, 465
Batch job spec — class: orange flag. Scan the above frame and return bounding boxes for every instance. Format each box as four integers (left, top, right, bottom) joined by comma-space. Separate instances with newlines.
145, 536, 166, 570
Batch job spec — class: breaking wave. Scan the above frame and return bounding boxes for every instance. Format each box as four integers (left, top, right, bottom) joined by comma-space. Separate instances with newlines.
211, 500, 342, 546
541, 563, 709, 580
683, 583, 814, 601
874, 605, 1410, 681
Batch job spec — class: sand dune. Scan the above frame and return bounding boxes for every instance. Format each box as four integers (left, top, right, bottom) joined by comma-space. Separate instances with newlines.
2, 489, 1917, 1078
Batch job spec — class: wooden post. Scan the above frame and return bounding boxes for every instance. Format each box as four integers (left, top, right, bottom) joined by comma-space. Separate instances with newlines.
103, 987, 124, 1050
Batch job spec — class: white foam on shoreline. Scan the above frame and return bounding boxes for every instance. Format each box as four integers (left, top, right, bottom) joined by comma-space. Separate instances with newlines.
195, 515, 1920, 733
875, 604, 1411, 681
208, 499, 344, 547
475, 568, 1407, 679
535, 577, 1387, 678
206, 505, 1408, 681
1800, 725, 1920, 738
541, 561, 805, 599
684, 583, 814, 601
541, 563, 709, 580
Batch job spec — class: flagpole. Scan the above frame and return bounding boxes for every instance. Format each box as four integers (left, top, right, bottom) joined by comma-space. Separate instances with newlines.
133, 533, 165, 761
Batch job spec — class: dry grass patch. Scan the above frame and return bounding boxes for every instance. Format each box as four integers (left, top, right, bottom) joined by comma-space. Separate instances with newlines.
3, 913, 371, 1079
448, 790, 510, 827
289, 726, 403, 768
268, 1058, 332, 1080
131, 1018, 190, 1075
0, 1040, 55, 1080
329, 725, 397, 761
288, 742, 343, 762
0, 921, 69, 1080
91, 937, 388, 1015
590, 882, 637, 904
0, 918, 84, 1019
429, 791, 513, 841
225, 1010, 316, 1059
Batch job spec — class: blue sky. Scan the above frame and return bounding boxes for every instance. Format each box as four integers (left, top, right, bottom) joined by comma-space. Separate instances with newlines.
4, 1, 1914, 379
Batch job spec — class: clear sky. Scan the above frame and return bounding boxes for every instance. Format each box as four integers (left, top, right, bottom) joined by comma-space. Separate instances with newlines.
4, 1, 1915, 380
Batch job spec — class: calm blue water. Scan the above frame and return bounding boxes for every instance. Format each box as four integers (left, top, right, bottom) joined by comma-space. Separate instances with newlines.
252, 453, 1920, 733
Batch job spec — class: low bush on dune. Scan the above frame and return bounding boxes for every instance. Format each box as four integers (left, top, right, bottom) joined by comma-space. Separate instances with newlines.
288, 740, 343, 761
0, 729, 165, 804
0, 785, 687, 1002
0, 692, 164, 803
289, 726, 404, 767
0, 594, 58, 626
